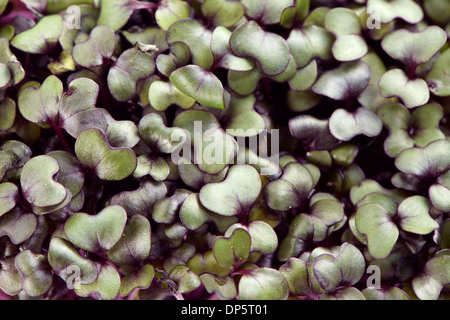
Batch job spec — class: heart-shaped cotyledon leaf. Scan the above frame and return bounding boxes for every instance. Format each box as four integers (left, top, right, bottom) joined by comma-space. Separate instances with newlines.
229, 21, 290, 76
278, 214, 314, 261
97, 0, 156, 31
366, 0, 423, 24
0, 208, 37, 245
238, 267, 289, 300
394, 139, 450, 180
412, 253, 450, 300
106, 214, 151, 265
180, 193, 238, 232
18, 76, 107, 138
379, 69, 430, 109
397, 196, 439, 235
201, 0, 244, 28
241, 0, 294, 25
211, 26, 255, 72
263, 162, 316, 212
119, 264, 155, 296
313, 243, 365, 292
0, 97, 16, 130
48, 237, 98, 286
155, 41, 190, 78
167, 18, 213, 69
429, 170, 450, 212
312, 60, 371, 101
155, 0, 190, 30
287, 24, 334, 68
72, 25, 116, 68
224, 221, 278, 255
381, 27, 447, 69
355, 203, 399, 259
324, 8, 368, 62
148, 80, 196, 111
426, 48, 450, 97
0, 256, 22, 296
64, 205, 127, 253
75, 128, 137, 181
173, 110, 237, 174
213, 228, 251, 270
0, 182, 19, 217
329, 107, 382, 141
107, 47, 156, 102
170, 65, 228, 109
75, 264, 121, 300
20, 155, 68, 209
110, 179, 167, 217
289, 115, 339, 151
199, 164, 262, 217
11, 14, 63, 54
139, 112, 188, 154
15, 250, 53, 297
377, 103, 445, 158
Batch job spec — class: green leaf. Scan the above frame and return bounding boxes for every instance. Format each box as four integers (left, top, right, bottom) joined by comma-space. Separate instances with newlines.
395, 139, 450, 178
312, 61, 371, 100
225, 221, 278, 255
20, 155, 68, 208
180, 193, 237, 232
230, 21, 290, 76
75, 264, 121, 300
119, 264, 155, 296
278, 214, 314, 260
201, 0, 244, 27
324, 8, 367, 61
263, 162, 315, 211
379, 69, 430, 108
170, 65, 226, 109
223, 93, 265, 135
238, 268, 289, 300
366, 0, 423, 23
412, 255, 450, 300
100, 108, 140, 149
211, 26, 255, 72
15, 250, 53, 297
167, 19, 213, 69
155, 0, 190, 30
355, 204, 399, 259
108, 48, 155, 102
148, 80, 196, 111
11, 15, 63, 54
0, 182, 19, 217
329, 107, 382, 141
199, 165, 261, 217
0, 209, 37, 245
110, 180, 167, 218
107, 214, 151, 265
427, 48, 450, 97
97, 0, 154, 31
279, 258, 310, 296
168, 265, 201, 293
72, 25, 116, 68
155, 42, 190, 77
18, 75, 63, 125
0, 257, 22, 296
200, 274, 237, 300
287, 25, 334, 68
64, 205, 127, 253
48, 237, 98, 285
397, 196, 438, 235
75, 128, 137, 181
173, 110, 237, 174
429, 171, 450, 212
213, 228, 251, 270
241, 0, 294, 25
381, 27, 447, 67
